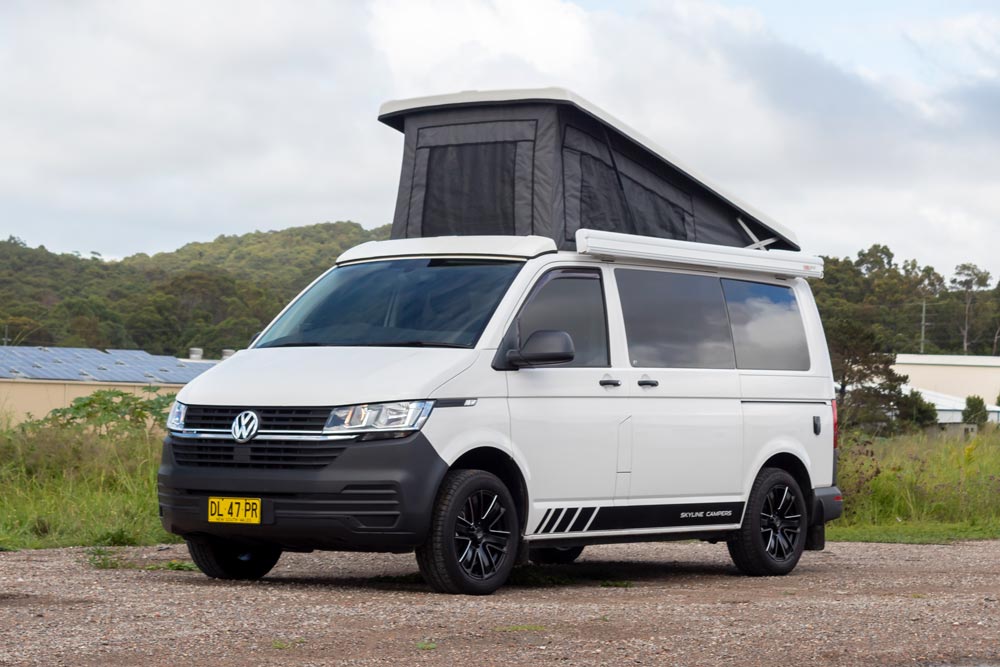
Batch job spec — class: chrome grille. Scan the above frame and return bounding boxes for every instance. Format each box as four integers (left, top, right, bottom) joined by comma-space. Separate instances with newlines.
183, 405, 331, 432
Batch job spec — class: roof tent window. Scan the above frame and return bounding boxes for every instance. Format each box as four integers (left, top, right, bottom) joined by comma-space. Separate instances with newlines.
613, 151, 695, 241
407, 119, 537, 238
580, 154, 630, 233
563, 125, 632, 239
423, 143, 517, 236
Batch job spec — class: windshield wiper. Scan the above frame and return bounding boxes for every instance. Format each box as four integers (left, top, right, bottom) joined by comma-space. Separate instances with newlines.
258, 342, 327, 348
353, 341, 469, 349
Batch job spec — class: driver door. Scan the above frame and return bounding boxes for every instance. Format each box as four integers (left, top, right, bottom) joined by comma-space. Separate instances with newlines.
503, 267, 629, 536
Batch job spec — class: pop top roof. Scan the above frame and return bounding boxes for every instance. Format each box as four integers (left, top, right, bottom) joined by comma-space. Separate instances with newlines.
379, 87, 798, 250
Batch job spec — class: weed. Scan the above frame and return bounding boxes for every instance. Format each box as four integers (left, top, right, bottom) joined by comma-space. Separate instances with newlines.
271, 638, 304, 650
415, 640, 437, 651
85, 546, 131, 570
145, 560, 198, 572
600, 580, 633, 589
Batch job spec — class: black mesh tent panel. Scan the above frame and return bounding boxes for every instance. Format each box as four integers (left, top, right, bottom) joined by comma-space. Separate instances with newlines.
422, 142, 518, 236
390, 106, 562, 241
382, 97, 797, 252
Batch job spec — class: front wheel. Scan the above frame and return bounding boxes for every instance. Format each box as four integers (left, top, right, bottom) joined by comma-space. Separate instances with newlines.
416, 469, 520, 595
727, 467, 807, 576
186, 539, 282, 580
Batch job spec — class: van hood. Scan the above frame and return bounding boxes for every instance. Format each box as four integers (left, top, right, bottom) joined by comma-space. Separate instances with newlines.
177, 347, 479, 407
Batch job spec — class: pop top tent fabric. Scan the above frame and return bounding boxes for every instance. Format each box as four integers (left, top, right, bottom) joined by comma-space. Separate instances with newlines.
379, 88, 799, 252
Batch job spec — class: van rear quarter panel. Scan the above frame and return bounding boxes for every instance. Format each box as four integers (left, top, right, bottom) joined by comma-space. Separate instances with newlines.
738, 277, 835, 493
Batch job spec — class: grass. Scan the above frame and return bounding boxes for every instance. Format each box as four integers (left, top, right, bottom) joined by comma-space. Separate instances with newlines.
415, 640, 437, 651
0, 392, 180, 551
0, 426, 178, 550
85, 546, 128, 570
599, 580, 633, 588
271, 638, 305, 650
831, 427, 1000, 542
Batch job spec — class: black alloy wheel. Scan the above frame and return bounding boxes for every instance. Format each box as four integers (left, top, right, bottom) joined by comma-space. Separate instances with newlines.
416, 469, 521, 595
760, 484, 803, 562
454, 489, 514, 580
727, 467, 808, 576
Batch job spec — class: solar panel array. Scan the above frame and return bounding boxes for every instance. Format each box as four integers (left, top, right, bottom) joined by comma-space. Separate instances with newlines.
0, 346, 216, 384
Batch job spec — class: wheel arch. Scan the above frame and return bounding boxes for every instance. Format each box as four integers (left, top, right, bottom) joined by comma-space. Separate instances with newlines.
758, 452, 814, 523
449, 447, 529, 534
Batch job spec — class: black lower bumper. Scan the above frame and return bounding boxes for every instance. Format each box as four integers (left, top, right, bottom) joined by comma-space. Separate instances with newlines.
812, 486, 844, 524
157, 432, 448, 552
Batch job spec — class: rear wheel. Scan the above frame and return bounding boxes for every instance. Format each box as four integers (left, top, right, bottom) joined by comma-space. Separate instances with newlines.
727, 467, 807, 576
416, 469, 519, 595
529, 545, 584, 565
186, 539, 282, 580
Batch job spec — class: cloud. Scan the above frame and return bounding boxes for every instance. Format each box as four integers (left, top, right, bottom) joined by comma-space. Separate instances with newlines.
1, 0, 998, 280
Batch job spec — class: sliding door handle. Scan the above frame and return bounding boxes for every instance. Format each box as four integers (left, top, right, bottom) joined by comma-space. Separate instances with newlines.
637, 379, 659, 388
599, 378, 622, 387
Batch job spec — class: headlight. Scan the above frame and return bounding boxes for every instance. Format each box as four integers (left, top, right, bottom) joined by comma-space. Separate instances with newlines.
324, 400, 434, 437
166, 401, 187, 430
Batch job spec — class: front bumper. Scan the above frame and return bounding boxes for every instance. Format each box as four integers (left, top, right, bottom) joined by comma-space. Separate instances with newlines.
157, 431, 448, 552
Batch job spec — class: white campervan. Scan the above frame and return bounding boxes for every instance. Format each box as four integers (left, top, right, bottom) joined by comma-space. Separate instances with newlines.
158, 90, 842, 595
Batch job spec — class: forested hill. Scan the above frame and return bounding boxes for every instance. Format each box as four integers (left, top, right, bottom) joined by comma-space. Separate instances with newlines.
1, 226, 998, 366
0, 222, 389, 357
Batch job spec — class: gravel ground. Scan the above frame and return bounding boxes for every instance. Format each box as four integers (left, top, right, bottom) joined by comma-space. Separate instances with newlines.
1, 540, 998, 667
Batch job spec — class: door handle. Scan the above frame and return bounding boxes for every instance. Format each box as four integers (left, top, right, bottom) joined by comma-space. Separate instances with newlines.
599, 378, 622, 387
637, 379, 659, 388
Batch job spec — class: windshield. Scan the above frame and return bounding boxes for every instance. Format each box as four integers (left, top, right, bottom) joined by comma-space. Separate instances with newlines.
256, 258, 523, 349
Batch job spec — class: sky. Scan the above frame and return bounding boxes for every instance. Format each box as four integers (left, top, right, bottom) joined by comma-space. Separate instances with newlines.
1, 0, 998, 280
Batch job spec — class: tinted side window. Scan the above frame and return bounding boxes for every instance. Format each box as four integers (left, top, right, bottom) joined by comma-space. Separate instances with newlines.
517, 272, 609, 367
722, 279, 810, 371
615, 269, 735, 369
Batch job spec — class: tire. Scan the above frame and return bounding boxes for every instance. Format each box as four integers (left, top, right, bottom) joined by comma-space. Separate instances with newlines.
416, 469, 520, 595
727, 467, 807, 576
529, 545, 584, 565
186, 539, 282, 580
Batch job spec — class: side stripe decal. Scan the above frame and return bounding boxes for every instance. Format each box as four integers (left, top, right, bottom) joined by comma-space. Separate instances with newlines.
532, 502, 744, 535
534, 508, 552, 534
541, 508, 564, 533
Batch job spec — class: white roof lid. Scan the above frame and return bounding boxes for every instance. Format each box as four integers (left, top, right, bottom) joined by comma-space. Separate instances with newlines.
337, 235, 557, 263
379, 87, 799, 248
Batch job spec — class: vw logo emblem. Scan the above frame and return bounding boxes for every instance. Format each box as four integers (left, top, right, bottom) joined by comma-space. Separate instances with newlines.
231, 411, 260, 443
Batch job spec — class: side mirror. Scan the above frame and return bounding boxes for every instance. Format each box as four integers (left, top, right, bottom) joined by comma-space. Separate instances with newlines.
506, 330, 575, 368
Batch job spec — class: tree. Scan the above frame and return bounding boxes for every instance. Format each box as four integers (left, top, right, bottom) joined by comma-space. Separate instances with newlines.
950, 263, 992, 354
962, 395, 988, 427
896, 390, 937, 429
825, 316, 907, 431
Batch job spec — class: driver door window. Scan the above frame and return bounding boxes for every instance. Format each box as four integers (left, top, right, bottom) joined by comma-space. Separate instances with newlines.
515, 269, 609, 368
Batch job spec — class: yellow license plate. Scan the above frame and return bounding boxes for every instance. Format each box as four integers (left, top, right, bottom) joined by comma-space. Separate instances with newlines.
208, 497, 261, 524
